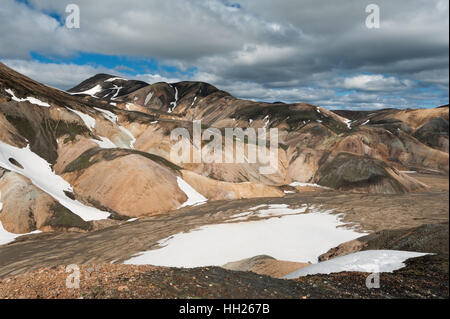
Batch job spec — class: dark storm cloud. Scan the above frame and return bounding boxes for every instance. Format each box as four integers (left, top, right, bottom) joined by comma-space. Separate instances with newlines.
0, 0, 448, 108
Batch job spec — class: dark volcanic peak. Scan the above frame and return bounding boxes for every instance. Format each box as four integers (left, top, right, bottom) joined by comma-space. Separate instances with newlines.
171, 81, 222, 98
68, 73, 149, 100
68, 73, 116, 92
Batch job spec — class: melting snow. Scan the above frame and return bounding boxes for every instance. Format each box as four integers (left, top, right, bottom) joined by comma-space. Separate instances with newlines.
91, 106, 135, 148
105, 77, 126, 82
91, 136, 117, 149
123, 207, 362, 267
263, 115, 270, 128
362, 120, 370, 125
0, 141, 110, 221
290, 182, 329, 189
144, 92, 153, 105
343, 118, 352, 129
284, 250, 430, 278
168, 87, 179, 113
70, 84, 103, 97
5, 89, 50, 107
94, 107, 118, 123
111, 85, 122, 100
118, 126, 136, 148
176, 176, 207, 207
67, 108, 96, 131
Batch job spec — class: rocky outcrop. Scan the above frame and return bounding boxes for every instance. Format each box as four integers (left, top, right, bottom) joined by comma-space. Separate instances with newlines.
319, 223, 449, 261
314, 152, 428, 194
181, 170, 284, 200
413, 117, 449, 153
222, 255, 311, 278
0, 169, 91, 233
61, 148, 186, 218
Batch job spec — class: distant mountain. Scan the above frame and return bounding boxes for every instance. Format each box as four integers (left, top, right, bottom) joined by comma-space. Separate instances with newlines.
68, 73, 149, 99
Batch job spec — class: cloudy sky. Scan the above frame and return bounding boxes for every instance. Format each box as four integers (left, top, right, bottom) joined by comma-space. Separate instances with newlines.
0, 0, 448, 109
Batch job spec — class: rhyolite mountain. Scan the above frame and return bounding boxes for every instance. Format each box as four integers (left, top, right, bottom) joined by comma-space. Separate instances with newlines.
0, 62, 448, 234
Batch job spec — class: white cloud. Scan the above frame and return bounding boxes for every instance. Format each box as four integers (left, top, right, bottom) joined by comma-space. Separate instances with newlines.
0, 59, 111, 89
343, 74, 414, 91
0, 59, 178, 90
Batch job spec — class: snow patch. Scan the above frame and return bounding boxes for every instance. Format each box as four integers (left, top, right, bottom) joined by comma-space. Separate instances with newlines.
67, 108, 96, 131
343, 118, 352, 129
176, 176, 207, 207
94, 107, 118, 123
91, 136, 117, 149
284, 250, 430, 278
118, 125, 136, 148
290, 182, 329, 189
105, 77, 126, 82
0, 142, 110, 221
70, 84, 102, 97
5, 89, 50, 107
168, 87, 178, 113
144, 92, 153, 105
123, 208, 362, 267
110, 85, 122, 100
263, 115, 270, 128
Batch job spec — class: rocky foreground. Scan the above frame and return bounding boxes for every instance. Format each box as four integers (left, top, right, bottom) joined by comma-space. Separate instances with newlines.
0, 253, 447, 299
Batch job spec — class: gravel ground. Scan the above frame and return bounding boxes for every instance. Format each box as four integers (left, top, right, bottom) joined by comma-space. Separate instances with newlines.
0, 254, 447, 299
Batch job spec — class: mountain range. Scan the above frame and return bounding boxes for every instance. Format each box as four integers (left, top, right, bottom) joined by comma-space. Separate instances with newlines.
0, 61, 448, 235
